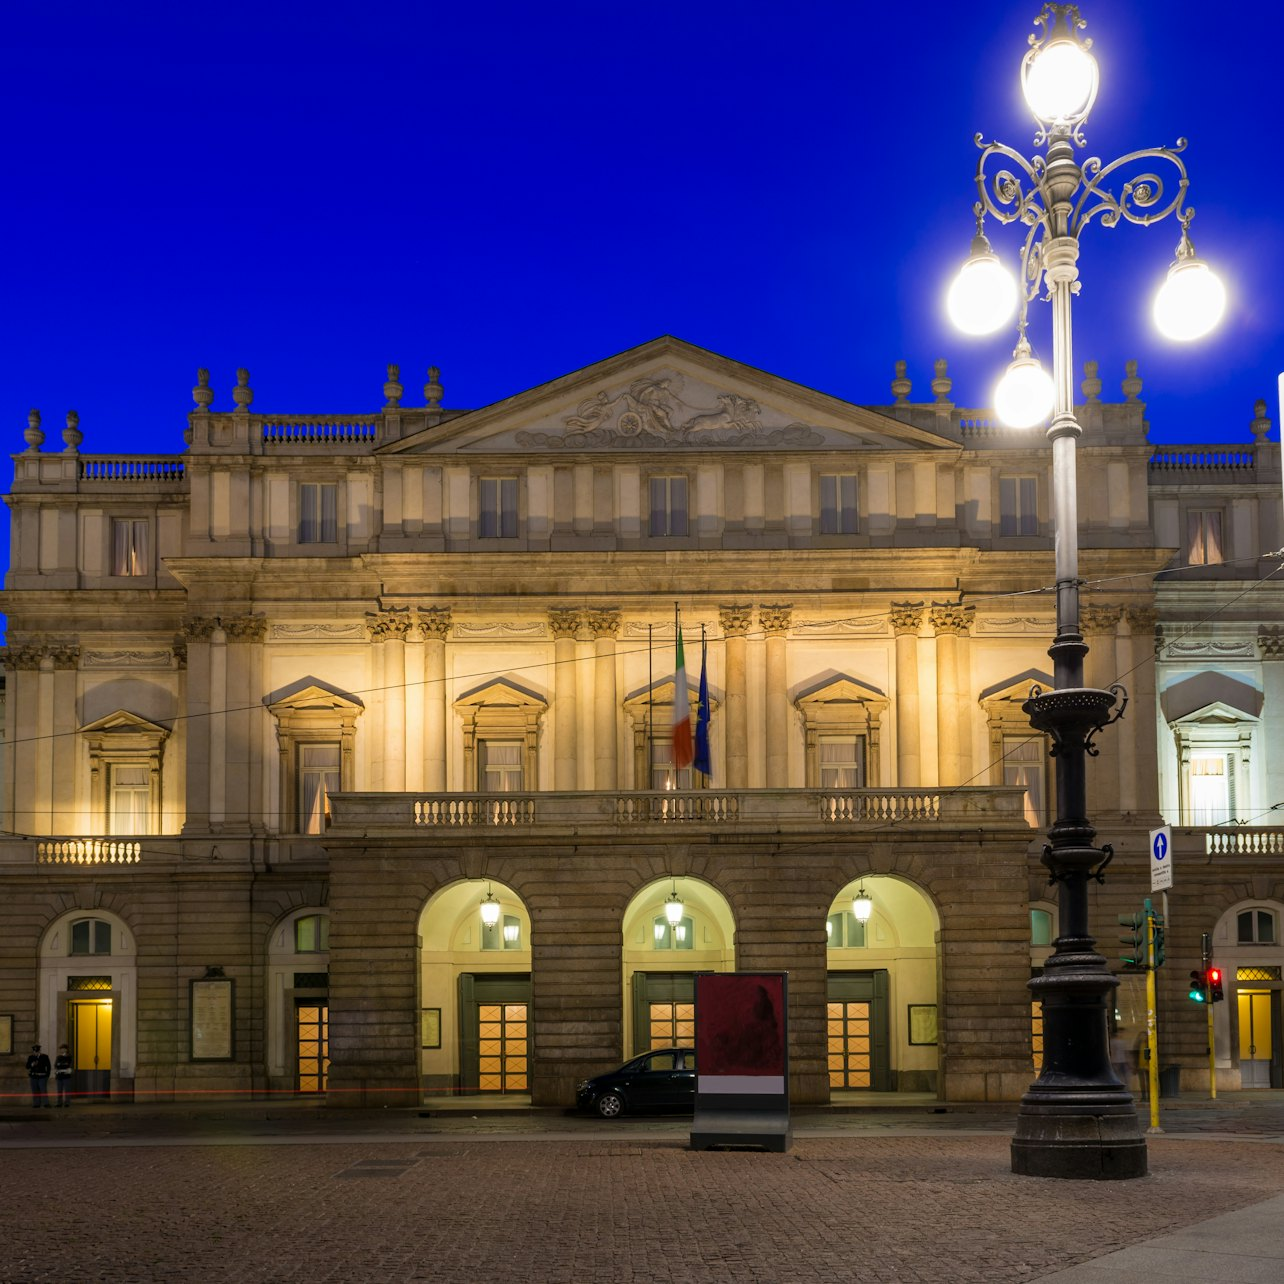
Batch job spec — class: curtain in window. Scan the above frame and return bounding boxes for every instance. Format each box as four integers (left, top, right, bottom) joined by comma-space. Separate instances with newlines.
649, 738, 692, 790
1187, 510, 1223, 565
1003, 737, 1045, 828
300, 745, 340, 833
480, 740, 523, 792
820, 736, 865, 788
1189, 752, 1231, 825
300, 485, 338, 543
112, 520, 149, 575
108, 765, 150, 834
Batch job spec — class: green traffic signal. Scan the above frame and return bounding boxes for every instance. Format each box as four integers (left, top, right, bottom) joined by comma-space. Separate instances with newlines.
1118, 912, 1145, 968
1189, 969, 1207, 1002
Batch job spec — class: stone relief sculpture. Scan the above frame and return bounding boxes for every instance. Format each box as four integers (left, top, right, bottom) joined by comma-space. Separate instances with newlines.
516, 375, 824, 449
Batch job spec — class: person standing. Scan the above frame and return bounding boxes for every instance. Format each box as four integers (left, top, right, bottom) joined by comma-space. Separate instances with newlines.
54, 1044, 73, 1107
26, 1044, 51, 1108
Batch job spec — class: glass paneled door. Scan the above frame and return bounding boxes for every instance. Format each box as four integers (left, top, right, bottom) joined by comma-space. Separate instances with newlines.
826, 972, 890, 1091
1238, 989, 1275, 1088
70, 999, 112, 1098
477, 1003, 529, 1092
296, 1001, 330, 1093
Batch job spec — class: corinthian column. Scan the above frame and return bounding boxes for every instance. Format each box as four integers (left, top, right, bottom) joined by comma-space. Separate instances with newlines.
891, 602, 925, 788
419, 607, 452, 792
1082, 605, 1123, 815
719, 605, 752, 789
587, 609, 621, 789
760, 604, 792, 787
549, 609, 581, 791
931, 604, 972, 788
368, 609, 411, 792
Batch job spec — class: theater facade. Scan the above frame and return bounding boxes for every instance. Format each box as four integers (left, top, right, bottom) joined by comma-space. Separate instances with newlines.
1, 337, 1281, 1105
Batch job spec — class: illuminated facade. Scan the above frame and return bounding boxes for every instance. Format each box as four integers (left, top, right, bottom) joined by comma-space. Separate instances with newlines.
1, 338, 1280, 1104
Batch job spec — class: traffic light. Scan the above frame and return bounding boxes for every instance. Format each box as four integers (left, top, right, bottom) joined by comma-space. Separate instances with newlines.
1152, 914, 1165, 967
1208, 966, 1225, 1002
1119, 913, 1146, 969
1188, 970, 1207, 1002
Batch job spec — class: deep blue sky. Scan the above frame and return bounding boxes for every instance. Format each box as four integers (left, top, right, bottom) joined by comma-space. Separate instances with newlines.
3, 2, 1277, 462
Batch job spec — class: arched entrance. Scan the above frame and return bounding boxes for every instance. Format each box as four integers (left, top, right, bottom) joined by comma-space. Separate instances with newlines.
1213, 899, 1284, 1089
622, 877, 735, 1057
418, 880, 532, 1099
39, 909, 138, 1100
825, 875, 939, 1094
266, 908, 331, 1094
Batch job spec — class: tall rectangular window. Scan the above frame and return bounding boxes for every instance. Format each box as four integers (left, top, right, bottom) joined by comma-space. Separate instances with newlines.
819, 474, 858, 535
108, 764, 150, 835
819, 735, 865, 788
479, 740, 523, 792
1004, 735, 1046, 828
1188, 751, 1233, 825
998, 476, 1038, 536
649, 476, 688, 537
649, 738, 692, 790
299, 744, 340, 834
1187, 510, 1224, 565
112, 519, 149, 575
299, 483, 338, 544
479, 478, 518, 538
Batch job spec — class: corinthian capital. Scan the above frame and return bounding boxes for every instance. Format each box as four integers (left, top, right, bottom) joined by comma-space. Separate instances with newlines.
759, 604, 793, 636
585, 609, 621, 640
890, 602, 925, 634
718, 604, 752, 637
930, 603, 973, 637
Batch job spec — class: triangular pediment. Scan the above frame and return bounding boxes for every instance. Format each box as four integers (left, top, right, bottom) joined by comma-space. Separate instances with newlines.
79, 709, 171, 738
455, 678, 547, 710
380, 336, 957, 456
264, 678, 365, 716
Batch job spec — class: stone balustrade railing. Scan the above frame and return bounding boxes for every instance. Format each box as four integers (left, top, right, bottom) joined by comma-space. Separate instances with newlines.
1149, 446, 1260, 479
78, 457, 187, 484
260, 416, 380, 447
37, 839, 141, 864
342, 787, 1023, 833
1205, 827, 1284, 856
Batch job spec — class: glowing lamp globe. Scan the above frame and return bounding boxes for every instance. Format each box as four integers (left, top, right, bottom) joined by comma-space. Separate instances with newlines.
480, 891, 501, 928
852, 887, 873, 923
1154, 257, 1226, 342
995, 352, 1055, 429
664, 891, 684, 926
947, 246, 1019, 336
1023, 35, 1098, 123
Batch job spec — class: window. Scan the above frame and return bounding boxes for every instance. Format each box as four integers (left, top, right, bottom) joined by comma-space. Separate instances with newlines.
112, 519, 149, 575
1238, 909, 1276, 946
999, 476, 1038, 536
298, 744, 340, 834
1189, 751, 1233, 826
71, 918, 112, 956
480, 740, 523, 793
819, 473, 858, 535
1187, 509, 1224, 566
826, 911, 866, 949
299, 483, 338, 544
108, 764, 151, 835
649, 739, 693, 791
1003, 735, 1047, 828
819, 735, 866, 789
653, 915, 694, 950
1031, 909, 1054, 948
479, 477, 518, 538
482, 914, 523, 951
295, 914, 330, 952
649, 475, 688, 537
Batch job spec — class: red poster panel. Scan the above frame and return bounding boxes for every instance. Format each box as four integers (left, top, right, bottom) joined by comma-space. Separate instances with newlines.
695, 973, 787, 1093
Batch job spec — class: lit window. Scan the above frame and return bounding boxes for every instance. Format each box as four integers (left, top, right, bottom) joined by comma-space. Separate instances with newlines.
295, 914, 330, 952
1187, 509, 1223, 566
480, 740, 523, 793
1237, 909, 1276, 945
299, 483, 338, 543
482, 913, 523, 951
819, 735, 865, 789
298, 743, 340, 834
649, 739, 692, 791
819, 474, 858, 535
112, 519, 149, 575
108, 764, 150, 835
1004, 735, 1046, 828
999, 476, 1038, 536
479, 478, 518, 538
1030, 909, 1053, 947
826, 911, 866, 949
653, 915, 694, 950
649, 476, 688, 537
1188, 752, 1232, 826
70, 918, 112, 956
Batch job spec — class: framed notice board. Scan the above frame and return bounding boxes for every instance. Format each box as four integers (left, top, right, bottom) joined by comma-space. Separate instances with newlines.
190, 978, 235, 1061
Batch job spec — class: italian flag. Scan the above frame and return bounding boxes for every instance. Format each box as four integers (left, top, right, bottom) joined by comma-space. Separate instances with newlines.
672, 629, 694, 769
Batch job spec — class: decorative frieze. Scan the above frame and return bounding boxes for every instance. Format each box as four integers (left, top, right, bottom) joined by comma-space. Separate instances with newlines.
270, 623, 368, 641
455, 622, 548, 639
794, 617, 885, 637
973, 616, 1046, 634
82, 650, 174, 670
1164, 639, 1257, 660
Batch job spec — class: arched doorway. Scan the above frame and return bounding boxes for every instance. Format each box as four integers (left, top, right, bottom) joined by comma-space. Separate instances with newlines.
825, 876, 939, 1093
1213, 900, 1284, 1089
622, 877, 735, 1057
266, 908, 331, 1093
39, 909, 138, 1099
418, 880, 532, 1099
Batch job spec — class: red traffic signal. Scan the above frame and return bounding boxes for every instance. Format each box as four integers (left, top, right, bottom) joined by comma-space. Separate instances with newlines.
1208, 966, 1225, 1002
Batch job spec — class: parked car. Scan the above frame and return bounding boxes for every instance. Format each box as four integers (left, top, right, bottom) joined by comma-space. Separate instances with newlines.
576, 1047, 697, 1117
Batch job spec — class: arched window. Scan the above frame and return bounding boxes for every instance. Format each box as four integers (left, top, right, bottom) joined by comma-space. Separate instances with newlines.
70, 918, 113, 956
1238, 908, 1277, 946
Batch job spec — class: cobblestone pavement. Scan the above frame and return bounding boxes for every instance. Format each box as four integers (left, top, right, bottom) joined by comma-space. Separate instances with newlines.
3, 1101, 1284, 1283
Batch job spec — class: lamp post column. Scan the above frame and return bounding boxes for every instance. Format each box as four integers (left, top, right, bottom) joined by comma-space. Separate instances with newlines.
1011, 229, 1145, 1179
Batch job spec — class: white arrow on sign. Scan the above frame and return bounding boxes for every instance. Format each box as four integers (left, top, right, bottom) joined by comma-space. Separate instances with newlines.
1150, 825, 1173, 892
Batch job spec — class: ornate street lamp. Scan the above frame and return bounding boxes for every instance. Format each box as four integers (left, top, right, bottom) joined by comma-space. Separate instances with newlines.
851, 885, 873, 924
480, 886, 501, 929
946, 4, 1223, 1180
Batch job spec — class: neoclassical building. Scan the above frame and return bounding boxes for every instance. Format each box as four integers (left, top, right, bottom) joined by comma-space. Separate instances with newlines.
1, 337, 1280, 1105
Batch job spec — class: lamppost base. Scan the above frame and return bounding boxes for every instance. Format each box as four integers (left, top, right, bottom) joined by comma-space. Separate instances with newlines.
1011, 1095, 1148, 1179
